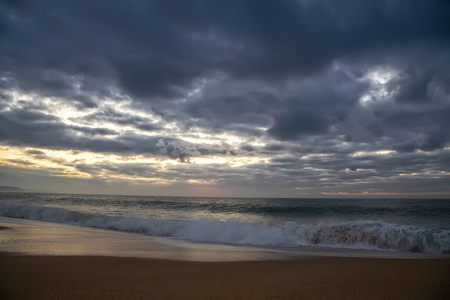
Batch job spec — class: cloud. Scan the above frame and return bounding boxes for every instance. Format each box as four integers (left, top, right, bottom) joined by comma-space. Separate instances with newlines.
268, 111, 328, 140
0, 0, 449, 196
0, 107, 193, 159
2, 0, 449, 101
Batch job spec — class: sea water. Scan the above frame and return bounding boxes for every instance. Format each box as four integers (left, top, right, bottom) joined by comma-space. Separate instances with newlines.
0, 193, 449, 254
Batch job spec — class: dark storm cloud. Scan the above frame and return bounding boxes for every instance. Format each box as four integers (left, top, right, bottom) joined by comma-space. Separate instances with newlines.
2, 0, 449, 143
78, 108, 162, 132
5, 159, 35, 166
393, 130, 450, 153
1, 0, 449, 100
76, 163, 159, 178
0, 108, 118, 143
382, 59, 450, 105
171, 84, 278, 136
24, 149, 47, 160
255, 148, 450, 193
1, 0, 450, 195
25, 149, 45, 155
0, 108, 212, 161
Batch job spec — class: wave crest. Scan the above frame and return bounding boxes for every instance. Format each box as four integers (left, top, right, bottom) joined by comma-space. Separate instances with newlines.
1, 204, 449, 253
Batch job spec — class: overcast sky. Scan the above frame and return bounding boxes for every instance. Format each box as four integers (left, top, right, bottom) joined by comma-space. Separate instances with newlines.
0, 0, 449, 197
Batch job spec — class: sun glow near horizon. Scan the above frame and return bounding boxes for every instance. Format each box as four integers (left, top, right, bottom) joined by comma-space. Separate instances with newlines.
0, 145, 270, 185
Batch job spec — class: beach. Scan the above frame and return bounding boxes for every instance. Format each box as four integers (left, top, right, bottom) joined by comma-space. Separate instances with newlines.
1, 217, 450, 300
2, 255, 450, 300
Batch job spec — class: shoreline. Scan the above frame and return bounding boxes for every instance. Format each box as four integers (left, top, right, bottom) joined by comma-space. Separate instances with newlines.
1, 216, 449, 260
1, 217, 450, 299
0, 217, 304, 261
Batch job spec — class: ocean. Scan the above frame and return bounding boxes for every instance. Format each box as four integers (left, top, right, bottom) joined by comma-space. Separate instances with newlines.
1, 193, 449, 254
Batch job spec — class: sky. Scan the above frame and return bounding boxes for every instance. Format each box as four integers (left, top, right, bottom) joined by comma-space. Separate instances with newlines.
0, 0, 450, 198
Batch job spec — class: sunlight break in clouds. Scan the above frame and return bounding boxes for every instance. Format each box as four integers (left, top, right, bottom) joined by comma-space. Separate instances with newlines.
0, 0, 449, 197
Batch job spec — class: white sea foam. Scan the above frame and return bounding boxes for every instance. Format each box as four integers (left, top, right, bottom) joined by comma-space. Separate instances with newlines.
1, 204, 449, 254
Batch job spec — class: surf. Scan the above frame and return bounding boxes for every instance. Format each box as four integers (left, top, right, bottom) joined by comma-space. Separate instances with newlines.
1, 203, 449, 254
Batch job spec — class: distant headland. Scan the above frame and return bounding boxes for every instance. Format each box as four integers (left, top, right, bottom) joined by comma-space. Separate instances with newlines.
0, 186, 23, 191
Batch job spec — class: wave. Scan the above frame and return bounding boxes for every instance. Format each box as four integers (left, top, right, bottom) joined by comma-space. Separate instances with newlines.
1, 204, 449, 254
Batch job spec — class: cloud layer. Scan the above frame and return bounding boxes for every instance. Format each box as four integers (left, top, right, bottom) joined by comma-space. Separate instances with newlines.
1, 0, 449, 196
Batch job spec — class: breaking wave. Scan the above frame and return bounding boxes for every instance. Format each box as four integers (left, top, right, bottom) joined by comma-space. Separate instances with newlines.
1, 204, 449, 254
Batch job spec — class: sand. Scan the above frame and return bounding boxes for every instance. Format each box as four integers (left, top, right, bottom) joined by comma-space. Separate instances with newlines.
2, 255, 450, 300
1, 217, 449, 299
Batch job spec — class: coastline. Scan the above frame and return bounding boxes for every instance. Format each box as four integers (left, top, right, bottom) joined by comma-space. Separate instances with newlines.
1, 217, 450, 299
1, 216, 448, 260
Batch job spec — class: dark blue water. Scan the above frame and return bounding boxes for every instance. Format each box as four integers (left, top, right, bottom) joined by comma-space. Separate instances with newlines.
1, 193, 449, 253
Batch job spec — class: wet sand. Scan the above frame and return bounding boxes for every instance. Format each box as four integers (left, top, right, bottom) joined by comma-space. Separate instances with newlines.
1, 217, 449, 299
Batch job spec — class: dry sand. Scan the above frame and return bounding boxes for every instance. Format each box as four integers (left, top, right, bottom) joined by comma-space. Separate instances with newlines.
1, 255, 450, 300
1, 217, 449, 299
